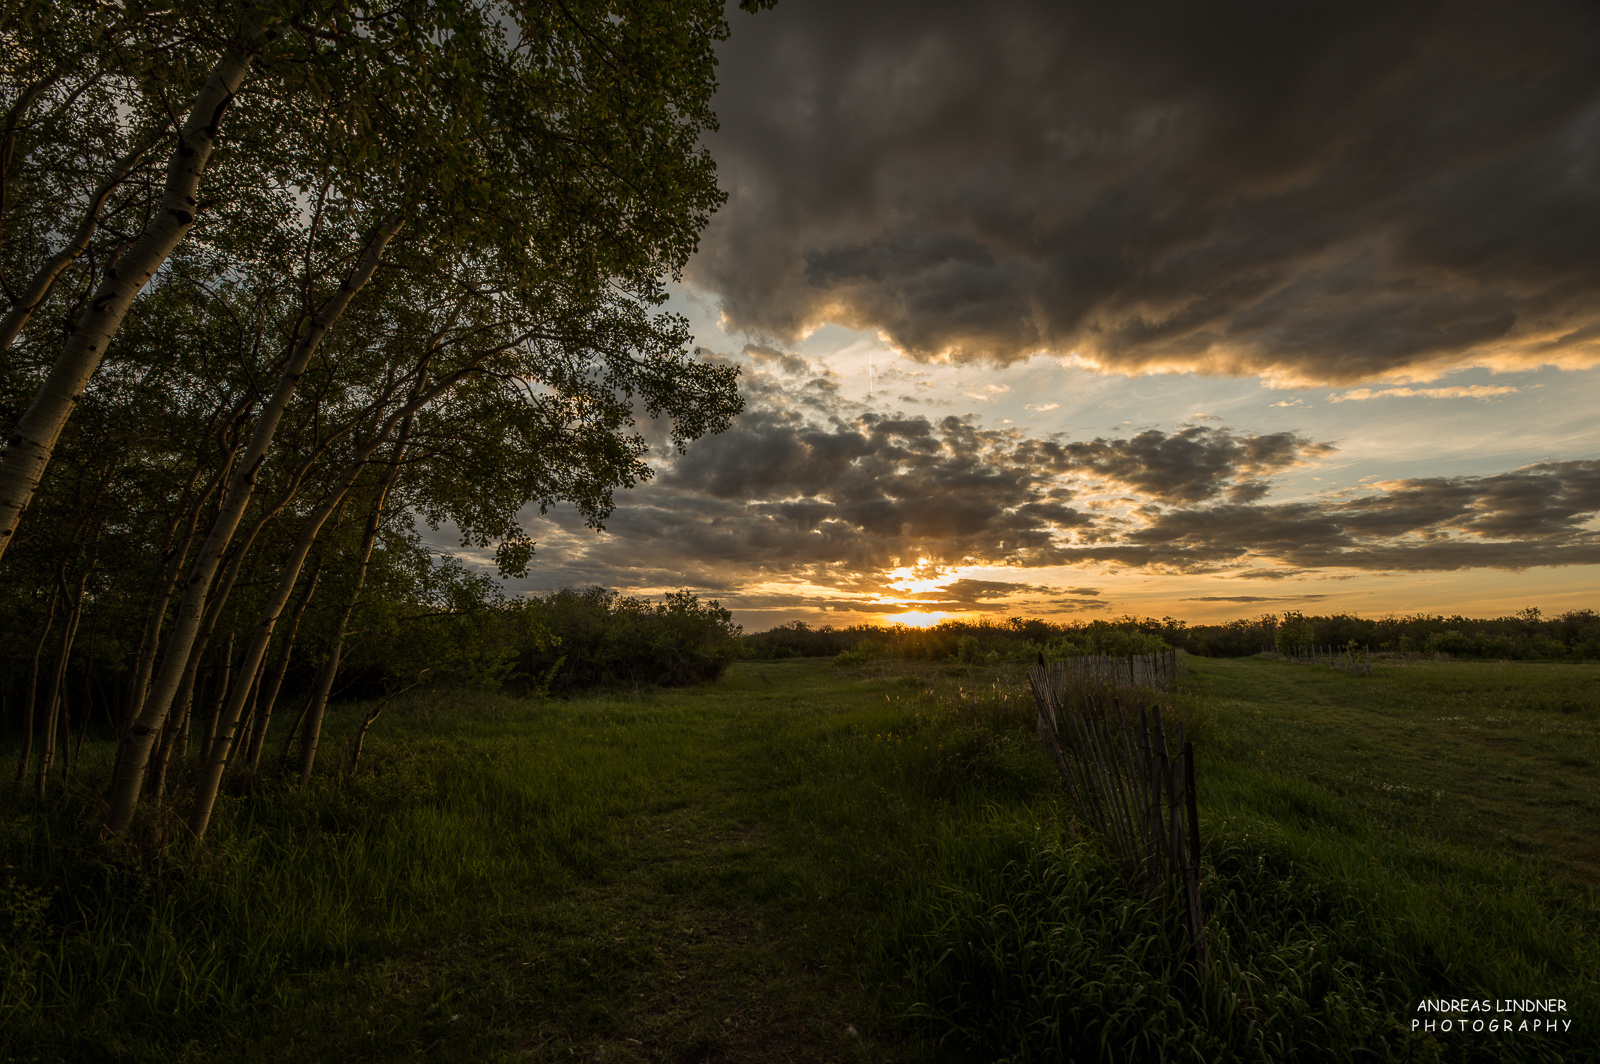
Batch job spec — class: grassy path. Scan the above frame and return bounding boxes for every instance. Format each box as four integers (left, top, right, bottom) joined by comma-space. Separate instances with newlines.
226, 661, 928, 1063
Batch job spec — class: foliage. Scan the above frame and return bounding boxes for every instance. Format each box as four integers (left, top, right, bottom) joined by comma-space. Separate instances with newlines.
1134, 607, 1600, 660
0, 0, 763, 833
746, 608, 1600, 665
516, 586, 744, 692
319, 580, 744, 699
903, 839, 1424, 1063
1256, 608, 1600, 661
743, 619, 866, 658
743, 616, 1172, 665
333, 556, 547, 699
1274, 610, 1317, 654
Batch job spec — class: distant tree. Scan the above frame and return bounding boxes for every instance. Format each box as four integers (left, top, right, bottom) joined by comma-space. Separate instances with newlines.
1274, 611, 1315, 654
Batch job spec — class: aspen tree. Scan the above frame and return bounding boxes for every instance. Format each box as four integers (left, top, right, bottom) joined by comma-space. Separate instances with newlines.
1, 2, 170, 345
33, 559, 90, 797
10, 581, 57, 783
0, 16, 268, 557
105, 217, 399, 833
242, 557, 319, 773
171, 288, 492, 821
188, 424, 402, 834
199, 313, 530, 815
0, 129, 169, 353
4, 1, 766, 832
296, 413, 413, 785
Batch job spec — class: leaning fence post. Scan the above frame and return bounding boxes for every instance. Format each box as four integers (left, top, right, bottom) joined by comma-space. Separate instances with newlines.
1181, 741, 1206, 967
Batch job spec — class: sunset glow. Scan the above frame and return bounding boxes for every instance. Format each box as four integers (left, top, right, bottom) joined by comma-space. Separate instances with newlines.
496, 1, 1600, 629
883, 611, 947, 629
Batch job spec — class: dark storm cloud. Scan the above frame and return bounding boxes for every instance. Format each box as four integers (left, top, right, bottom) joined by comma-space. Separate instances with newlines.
909, 578, 1042, 603
643, 400, 1321, 572
701, 0, 1600, 383
893, 577, 1093, 611
516, 365, 1328, 593
1045, 427, 1333, 504
638, 407, 1090, 574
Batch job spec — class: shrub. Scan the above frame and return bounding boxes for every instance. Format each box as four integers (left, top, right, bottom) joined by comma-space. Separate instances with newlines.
516, 587, 742, 692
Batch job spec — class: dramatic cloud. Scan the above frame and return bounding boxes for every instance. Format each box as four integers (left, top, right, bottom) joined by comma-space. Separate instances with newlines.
699, 0, 1600, 385
1045, 427, 1334, 504
907, 578, 1045, 603
887, 578, 1103, 612
1228, 569, 1313, 581
1069, 460, 1600, 572
735, 343, 811, 376
511, 359, 1600, 616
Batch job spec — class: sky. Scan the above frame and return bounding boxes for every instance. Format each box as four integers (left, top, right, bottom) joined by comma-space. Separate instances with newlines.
494, 0, 1600, 630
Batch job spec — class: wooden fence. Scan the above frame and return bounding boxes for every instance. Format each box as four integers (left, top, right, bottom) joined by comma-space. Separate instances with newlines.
1028, 663, 1207, 970
1261, 644, 1372, 676
1047, 649, 1180, 691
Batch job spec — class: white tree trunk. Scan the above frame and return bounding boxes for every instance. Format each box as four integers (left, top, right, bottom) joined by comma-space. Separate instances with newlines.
104, 217, 402, 834
0, 126, 168, 352
192, 372, 444, 833
186, 469, 365, 835
298, 423, 413, 787
0, 47, 254, 560
244, 562, 321, 772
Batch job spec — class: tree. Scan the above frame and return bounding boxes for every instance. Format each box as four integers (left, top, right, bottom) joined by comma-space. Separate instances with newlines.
3, 0, 766, 837
1274, 611, 1315, 653
1, 0, 764, 560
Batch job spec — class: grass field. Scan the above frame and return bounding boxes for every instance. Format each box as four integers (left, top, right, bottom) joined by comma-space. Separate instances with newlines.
1, 654, 1597, 1062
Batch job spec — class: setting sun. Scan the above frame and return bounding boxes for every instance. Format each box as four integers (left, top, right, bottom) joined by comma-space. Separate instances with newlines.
884, 610, 947, 628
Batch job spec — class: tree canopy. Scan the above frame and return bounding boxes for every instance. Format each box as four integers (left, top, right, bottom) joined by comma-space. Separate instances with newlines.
1, 0, 759, 836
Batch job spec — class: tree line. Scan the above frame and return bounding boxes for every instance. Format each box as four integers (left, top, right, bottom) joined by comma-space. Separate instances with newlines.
745, 618, 1173, 664
1261, 608, 1600, 661
0, 0, 765, 839
745, 608, 1600, 664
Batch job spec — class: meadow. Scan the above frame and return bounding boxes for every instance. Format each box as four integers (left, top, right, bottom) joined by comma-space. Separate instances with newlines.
1, 654, 1597, 1062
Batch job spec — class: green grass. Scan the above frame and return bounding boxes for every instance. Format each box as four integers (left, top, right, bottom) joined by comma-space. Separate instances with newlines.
1187, 656, 1600, 882
1, 655, 1597, 1062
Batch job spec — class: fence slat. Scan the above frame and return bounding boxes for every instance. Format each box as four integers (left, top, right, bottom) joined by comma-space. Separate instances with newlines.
1027, 663, 1208, 974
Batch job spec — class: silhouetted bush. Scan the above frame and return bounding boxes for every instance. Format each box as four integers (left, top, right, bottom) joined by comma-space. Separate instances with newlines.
340, 585, 744, 699
1259, 608, 1599, 661
517, 587, 743, 692
743, 620, 865, 658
